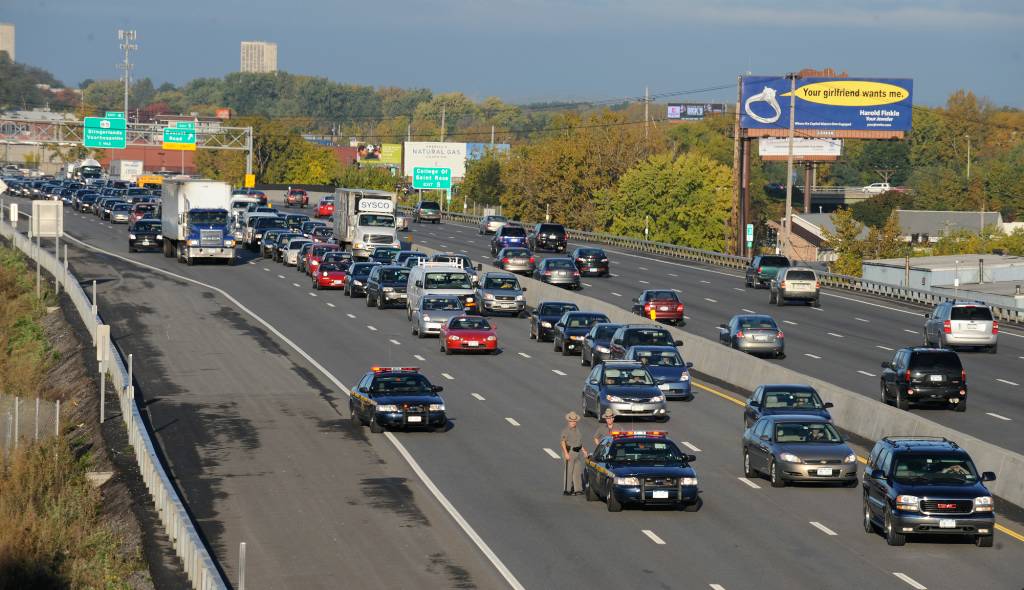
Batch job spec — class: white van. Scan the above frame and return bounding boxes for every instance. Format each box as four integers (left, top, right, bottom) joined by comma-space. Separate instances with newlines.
406, 261, 477, 318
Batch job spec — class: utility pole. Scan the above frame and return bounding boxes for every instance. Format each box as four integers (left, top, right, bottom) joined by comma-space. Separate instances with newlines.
731, 77, 743, 257
965, 134, 971, 180
407, 123, 411, 142
644, 86, 650, 140
440, 105, 446, 142
783, 72, 799, 257
117, 30, 138, 118
490, 125, 495, 145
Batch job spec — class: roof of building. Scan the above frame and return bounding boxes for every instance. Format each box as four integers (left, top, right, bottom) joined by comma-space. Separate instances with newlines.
863, 254, 1024, 272
792, 213, 870, 240
895, 210, 1003, 237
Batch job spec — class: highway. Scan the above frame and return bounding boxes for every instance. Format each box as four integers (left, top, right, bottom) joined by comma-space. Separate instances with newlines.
12, 194, 1024, 590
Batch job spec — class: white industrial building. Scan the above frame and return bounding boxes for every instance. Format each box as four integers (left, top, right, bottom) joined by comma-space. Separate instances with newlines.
240, 41, 277, 73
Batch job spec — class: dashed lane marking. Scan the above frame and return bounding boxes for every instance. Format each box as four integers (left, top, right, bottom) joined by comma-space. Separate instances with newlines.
855, 317, 869, 322
326, 302, 335, 308
805, 353, 821, 359
827, 332, 844, 338
892, 573, 927, 590
389, 339, 401, 345
857, 370, 876, 377
505, 417, 521, 427
346, 313, 356, 319
367, 325, 378, 331
741, 308, 755, 313
518, 352, 532, 358
682, 441, 702, 452
986, 412, 1011, 421
552, 369, 567, 376
471, 393, 486, 401
737, 477, 761, 489
996, 378, 1019, 386
809, 521, 838, 536
543, 448, 560, 459
441, 372, 455, 380
783, 320, 798, 325
704, 298, 717, 303
414, 354, 426, 361
641, 530, 666, 545
876, 345, 894, 351
611, 292, 622, 297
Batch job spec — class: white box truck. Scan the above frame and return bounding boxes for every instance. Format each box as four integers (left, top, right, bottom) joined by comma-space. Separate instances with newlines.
333, 188, 400, 258
161, 179, 236, 265
110, 160, 144, 182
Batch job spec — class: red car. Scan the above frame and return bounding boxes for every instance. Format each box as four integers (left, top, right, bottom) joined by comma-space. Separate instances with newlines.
286, 189, 309, 208
305, 243, 341, 275
630, 289, 685, 326
316, 197, 335, 219
440, 316, 499, 355
312, 261, 348, 290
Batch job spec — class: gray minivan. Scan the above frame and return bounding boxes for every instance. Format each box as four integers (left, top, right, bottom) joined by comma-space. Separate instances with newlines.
924, 301, 997, 353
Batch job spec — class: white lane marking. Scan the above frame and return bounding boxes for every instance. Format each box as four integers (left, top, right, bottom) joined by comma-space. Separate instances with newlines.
471, 393, 486, 401
733, 287, 745, 292
741, 308, 755, 313
641, 529, 666, 545
367, 325, 378, 331
996, 378, 1019, 386
441, 372, 455, 380
700, 280, 710, 284
543, 448, 560, 459
460, 249, 468, 254
414, 354, 426, 361
709, 585, 726, 590
805, 353, 822, 359
668, 273, 678, 277
638, 267, 648, 271
858, 370, 877, 377
639, 280, 649, 284
682, 441, 702, 452
277, 274, 285, 279
582, 282, 592, 287
467, 240, 475, 244
704, 298, 717, 303
326, 302, 335, 308
609, 274, 618, 277
263, 268, 269, 271
58, 233, 527, 590
346, 313, 356, 319
876, 345, 894, 351
986, 412, 1011, 421
855, 317, 869, 322
783, 320, 798, 325
389, 339, 401, 346
611, 292, 622, 297
309, 292, 317, 297
810, 306, 823, 312
292, 282, 302, 288
505, 417, 521, 427
809, 521, 838, 536
903, 329, 918, 334
737, 477, 761, 489
518, 352, 532, 358
672, 288, 682, 293
552, 369, 567, 376
248, 261, 256, 265
827, 332, 844, 338
892, 572, 927, 590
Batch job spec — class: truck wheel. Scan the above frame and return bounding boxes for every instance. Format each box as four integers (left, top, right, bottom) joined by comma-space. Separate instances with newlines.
976, 535, 993, 548
163, 240, 174, 258
187, 255, 195, 266
776, 295, 784, 307
885, 510, 906, 546
226, 257, 235, 266
366, 293, 376, 307
606, 490, 622, 512
369, 414, 385, 434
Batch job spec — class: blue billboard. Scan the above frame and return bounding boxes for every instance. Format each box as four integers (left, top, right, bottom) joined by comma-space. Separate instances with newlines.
740, 76, 913, 133
466, 143, 511, 160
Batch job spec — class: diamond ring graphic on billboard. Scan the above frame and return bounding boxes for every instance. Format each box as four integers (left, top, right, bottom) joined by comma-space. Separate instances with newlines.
744, 86, 782, 124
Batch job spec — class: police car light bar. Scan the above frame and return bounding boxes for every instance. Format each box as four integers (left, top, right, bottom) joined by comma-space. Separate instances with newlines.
371, 366, 419, 373
611, 431, 667, 438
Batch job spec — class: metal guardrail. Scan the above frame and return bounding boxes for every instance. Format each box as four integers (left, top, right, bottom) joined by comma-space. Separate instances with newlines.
405, 207, 1024, 325
0, 204, 227, 590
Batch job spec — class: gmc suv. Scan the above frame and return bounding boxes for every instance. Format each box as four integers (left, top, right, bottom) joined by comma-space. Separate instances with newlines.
529, 223, 568, 252
880, 347, 966, 412
863, 437, 996, 547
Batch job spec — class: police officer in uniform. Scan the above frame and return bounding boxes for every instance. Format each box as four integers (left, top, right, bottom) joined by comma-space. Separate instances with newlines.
593, 408, 616, 446
560, 411, 586, 495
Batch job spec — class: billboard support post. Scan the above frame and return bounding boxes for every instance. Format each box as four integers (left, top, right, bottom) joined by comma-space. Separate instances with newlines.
742, 138, 752, 257
804, 162, 813, 214
731, 76, 743, 257
783, 73, 799, 256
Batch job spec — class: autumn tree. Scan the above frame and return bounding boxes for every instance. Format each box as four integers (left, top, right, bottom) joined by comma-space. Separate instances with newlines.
822, 208, 867, 276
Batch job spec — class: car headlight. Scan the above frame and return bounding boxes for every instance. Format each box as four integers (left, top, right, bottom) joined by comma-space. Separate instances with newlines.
515, 294, 525, 301
224, 240, 235, 247
128, 233, 136, 239
322, 271, 329, 277
383, 287, 394, 292
156, 234, 163, 240
541, 321, 552, 328
605, 394, 624, 403
596, 346, 610, 353
422, 315, 431, 322
483, 292, 495, 300
649, 395, 664, 402
465, 296, 474, 303
486, 335, 496, 341
353, 280, 362, 286
614, 477, 639, 486
843, 453, 857, 464
779, 453, 801, 464
448, 335, 461, 341
188, 239, 199, 246
354, 242, 364, 249
680, 477, 698, 486
429, 404, 445, 412
680, 373, 690, 382
658, 383, 671, 391
896, 495, 920, 511
377, 404, 399, 412
570, 335, 584, 340
974, 496, 994, 512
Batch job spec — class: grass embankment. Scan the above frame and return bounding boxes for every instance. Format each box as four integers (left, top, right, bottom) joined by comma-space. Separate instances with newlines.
0, 245, 141, 589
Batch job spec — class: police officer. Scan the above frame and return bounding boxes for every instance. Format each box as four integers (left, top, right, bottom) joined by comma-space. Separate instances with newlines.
560, 411, 586, 495
593, 408, 616, 446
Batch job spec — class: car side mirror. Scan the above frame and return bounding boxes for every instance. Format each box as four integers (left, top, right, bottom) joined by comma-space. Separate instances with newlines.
555, 322, 564, 328
718, 324, 728, 330
476, 263, 482, 271
759, 434, 770, 442
923, 313, 930, 319
870, 468, 885, 480
749, 400, 760, 408
358, 386, 368, 393
982, 471, 996, 482
685, 362, 694, 369
521, 287, 527, 292
685, 454, 697, 463
674, 340, 684, 347
881, 361, 891, 369
432, 385, 444, 393
415, 280, 423, 288
824, 402, 834, 409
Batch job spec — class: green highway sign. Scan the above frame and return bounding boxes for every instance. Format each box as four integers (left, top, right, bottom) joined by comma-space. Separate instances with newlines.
105, 111, 125, 119
83, 116, 127, 149
412, 167, 452, 190
174, 121, 196, 130
163, 126, 197, 151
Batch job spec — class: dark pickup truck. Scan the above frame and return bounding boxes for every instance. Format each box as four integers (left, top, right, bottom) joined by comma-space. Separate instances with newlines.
745, 255, 791, 289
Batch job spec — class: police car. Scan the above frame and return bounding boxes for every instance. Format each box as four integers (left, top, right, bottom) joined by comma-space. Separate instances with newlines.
585, 431, 700, 512
350, 367, 447, 433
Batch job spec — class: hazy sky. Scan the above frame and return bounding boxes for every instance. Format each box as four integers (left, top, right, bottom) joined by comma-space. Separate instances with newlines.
4, 0, 1022, 107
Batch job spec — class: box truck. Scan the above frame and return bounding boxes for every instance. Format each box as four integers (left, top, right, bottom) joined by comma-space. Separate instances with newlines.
161, 179, 236, 265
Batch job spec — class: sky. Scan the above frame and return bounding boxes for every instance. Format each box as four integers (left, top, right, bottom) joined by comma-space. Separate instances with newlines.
3, 0, 1022, 108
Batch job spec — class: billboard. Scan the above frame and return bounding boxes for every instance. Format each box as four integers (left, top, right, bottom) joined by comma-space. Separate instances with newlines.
758, 138, 843, 158
403, 142, 467, 178
667, 103, 727, 121
740, 76, 912, 134
466, 143, 511, 160
356, 143, 402, 166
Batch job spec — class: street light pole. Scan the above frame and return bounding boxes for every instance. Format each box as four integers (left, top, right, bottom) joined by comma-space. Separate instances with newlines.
783, 72, 799, 257
117, 30, 137, 118
965, 134, 971, 180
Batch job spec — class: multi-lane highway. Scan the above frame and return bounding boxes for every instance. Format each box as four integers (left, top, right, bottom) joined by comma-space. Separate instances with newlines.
9, 193, 1024, 590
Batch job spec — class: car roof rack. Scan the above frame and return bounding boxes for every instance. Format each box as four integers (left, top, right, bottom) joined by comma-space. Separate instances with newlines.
417, 259, 464, 269
882, 436, 958, 449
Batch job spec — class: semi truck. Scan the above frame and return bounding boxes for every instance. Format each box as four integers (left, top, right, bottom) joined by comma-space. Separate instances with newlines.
161, 178, 237, 265
332, 188, 400, 259
64, 158, 103, 180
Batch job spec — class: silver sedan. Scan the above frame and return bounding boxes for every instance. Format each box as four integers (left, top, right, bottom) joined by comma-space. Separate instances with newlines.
411, 295, 466, 337
718, 314, 785, 358
478, 214, 509, 235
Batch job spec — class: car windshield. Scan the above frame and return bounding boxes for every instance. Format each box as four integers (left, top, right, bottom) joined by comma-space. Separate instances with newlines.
287, 215, 309, 224
488, 216, 508, 222
538, 224, 565, 234
634, 350, 683, 367
288, 240, 311, 250
763, 390, 823, 409
503, 248, 531, 258
277, 234, 299, 245
112, 204, 130, 211
449, 317, 490, 330
381, 269, 410, 282
423, 297, 462, 311
912, 351, 962, 370
358, 213, 395, 227
774, 422, 842, 443
567, 314, 608, 328
425, 272, 472, 289
739, 317, 779, 331
312, 246, 336, 256
760, 256, 790, 267
190, 211, 228, 224
604, 367, 654, 386
787, 270, 817, 281
593, 325, 620, 339
259, 218, 288, 229
545, 259, 576, 270
892, 455, 979, 485
320, 263, 343, 272
134, 221, 161, 232
323, 252, 351, 262
540, 303, 578, 316
607, 441, 686, 465
624, 329, 673, 346
577, 249, 605, 257
371, 374, 435, 396
950, 306, 993, 321
373, 250, 399, 262
500, 227, 526, 237
419, 202, 440, 211
350, 263, 376, 275
646, 291, 678, 301
484, 276, 520, 290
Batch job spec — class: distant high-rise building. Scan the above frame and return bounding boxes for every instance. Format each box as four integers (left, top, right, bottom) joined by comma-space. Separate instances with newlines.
0, 23, 14, 61
240, 41, 277, 73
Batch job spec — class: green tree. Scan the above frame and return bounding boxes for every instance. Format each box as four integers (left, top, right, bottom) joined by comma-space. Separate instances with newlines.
82, 80, 123, 114
822, 208, 867, 276
461, 152, 504, 205
908, 166, 965, 210
851, 190, 914, 228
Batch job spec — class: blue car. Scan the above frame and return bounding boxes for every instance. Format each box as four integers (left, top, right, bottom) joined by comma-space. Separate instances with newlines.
625, 345, 694, 401
490, 225, 528, 255
585, 431, 700, 512
581, 361, 669, 421
743, 384, 833, 428
350, 367, 447, 433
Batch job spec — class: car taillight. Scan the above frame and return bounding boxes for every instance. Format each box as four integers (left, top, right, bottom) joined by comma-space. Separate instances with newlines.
992, 321, 999, 334
577, 257, 585, 262
757, 266, 763, 274
777, 331, 784, 339
676, 304, 684, 311
779, 281, 786, 289
961, 369, 966, 382
502, 257, 509, 264
905, 370, 911, 383
943, 320, 951, 334
736, 330, 745, 339
544, 271, 552, 275
573, 271, 580, 276
815, 281, 820, 289
644, 303, 652, 311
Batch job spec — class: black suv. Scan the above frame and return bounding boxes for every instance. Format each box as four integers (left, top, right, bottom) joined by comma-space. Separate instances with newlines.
880, 347, 966, 412
862, 437, 996, 547
365, 265, 411, 309
608, 325, 683, 360
529, 223, 568, 252
413, 201, 441, 224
